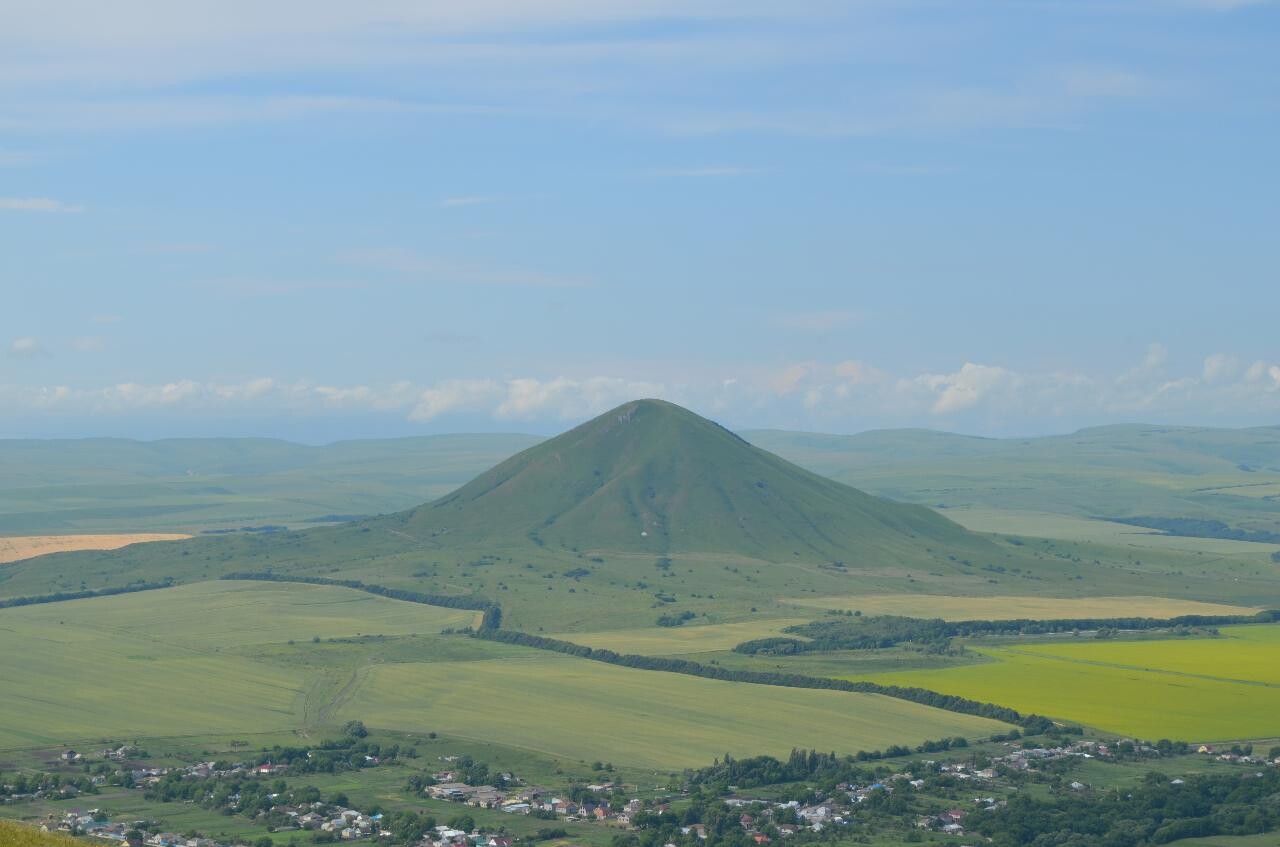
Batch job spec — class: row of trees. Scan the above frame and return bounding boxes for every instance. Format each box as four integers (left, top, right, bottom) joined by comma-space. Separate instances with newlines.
0, 578, 174, 609
969, 768, 1280, 845
219, 572, 499, 619
734, 609, 1280, 656
470, 627, 1038, 727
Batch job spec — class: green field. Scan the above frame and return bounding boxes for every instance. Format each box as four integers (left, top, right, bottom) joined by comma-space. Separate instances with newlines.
549, 618, 813, 654
857, 625, 1280, 741
0, 581, 1011, 762
786, 593, 1262, 620
946, 509, 1280, 558
0, 581, 478, 748
340, 654, 1009, 769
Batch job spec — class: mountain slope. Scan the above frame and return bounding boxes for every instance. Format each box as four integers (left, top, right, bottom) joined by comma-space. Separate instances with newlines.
400, 399, 988, 563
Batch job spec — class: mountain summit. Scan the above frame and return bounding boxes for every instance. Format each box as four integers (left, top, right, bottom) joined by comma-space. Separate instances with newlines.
402, 399, 983, 562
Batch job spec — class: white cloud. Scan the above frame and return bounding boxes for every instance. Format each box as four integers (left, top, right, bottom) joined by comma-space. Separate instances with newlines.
8, 337, 50, 358
92, 314, 123, 324
5, 344, 1280, 433
919, 363, 1017, 415
72, 336, 104, 352
0, 196, 85, 213
1202, 353, 1240, 383
410, 380, 503, 421
496, 376, 663, 420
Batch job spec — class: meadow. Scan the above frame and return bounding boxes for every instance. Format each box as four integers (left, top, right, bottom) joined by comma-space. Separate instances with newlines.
340, 654, 1010, 769
548, 618, 813, 654
855, 625, 1280, 741
785, 593, 1262, 620
0, 533, 190, 564
0, 581, 1011, 763
0, 582, 477, 748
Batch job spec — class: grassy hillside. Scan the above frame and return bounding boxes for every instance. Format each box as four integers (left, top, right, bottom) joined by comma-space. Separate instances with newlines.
407, 399, 991, 564
5, 419, 1278, 543
747, 423, 1280, 536
3, 410, 1279, 632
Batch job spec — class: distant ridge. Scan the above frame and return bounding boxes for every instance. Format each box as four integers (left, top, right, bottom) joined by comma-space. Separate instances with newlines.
397, 399, 991, 563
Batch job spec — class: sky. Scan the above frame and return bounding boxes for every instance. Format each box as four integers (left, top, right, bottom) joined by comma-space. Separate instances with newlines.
2, 0, 1279, 442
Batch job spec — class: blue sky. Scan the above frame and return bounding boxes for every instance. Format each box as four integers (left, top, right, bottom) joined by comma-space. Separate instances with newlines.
2, 0, 1278, 441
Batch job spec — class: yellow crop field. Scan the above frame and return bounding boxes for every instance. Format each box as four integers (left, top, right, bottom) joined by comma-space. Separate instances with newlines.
0, 533, 191, 564
855, 625, 1280, 741
787, 593, 1261, 621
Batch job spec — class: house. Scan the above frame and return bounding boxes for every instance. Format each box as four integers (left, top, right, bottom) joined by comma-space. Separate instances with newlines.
593, 807, 610, 821
487, 838, 512, 847
751, 834, 770, 845
61, 750, 79, 762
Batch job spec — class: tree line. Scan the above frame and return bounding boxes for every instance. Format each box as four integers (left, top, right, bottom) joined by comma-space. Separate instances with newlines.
220, 572, 499, 620
733, 609, 1280, 655
469, 627, 1044, 728
0, 578, 175, 610
969, 767, 1280, 845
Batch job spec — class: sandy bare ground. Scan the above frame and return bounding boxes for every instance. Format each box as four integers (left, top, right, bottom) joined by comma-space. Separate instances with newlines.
0, 533, 192, 564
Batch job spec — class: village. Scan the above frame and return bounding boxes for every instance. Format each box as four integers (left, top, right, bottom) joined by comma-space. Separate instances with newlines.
9, 736, 1280, 847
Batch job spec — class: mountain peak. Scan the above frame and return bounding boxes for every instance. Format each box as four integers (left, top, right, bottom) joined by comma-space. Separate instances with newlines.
401, 398, 985, 562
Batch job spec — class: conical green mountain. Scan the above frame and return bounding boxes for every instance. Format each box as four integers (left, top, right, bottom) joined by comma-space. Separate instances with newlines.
401, 399, 988, 562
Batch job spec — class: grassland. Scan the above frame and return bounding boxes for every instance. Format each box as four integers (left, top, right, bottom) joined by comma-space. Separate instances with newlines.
747, 423, 1280, 538
0, 581, 1011, 763
785, 594, 1262, 620
0, 533, 190, 564
946, 509, 1280, 557
340, 654, 1010, 769
854, 625, 1280, 741
0, 434, 541, 534
0, 581, 477, 748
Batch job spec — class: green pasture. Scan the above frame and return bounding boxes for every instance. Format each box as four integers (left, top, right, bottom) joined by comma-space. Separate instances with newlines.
946, 508, 1280, 559
339, 654, 1011, 769
0, 580, 1011, 765
855, 625, 1280, 741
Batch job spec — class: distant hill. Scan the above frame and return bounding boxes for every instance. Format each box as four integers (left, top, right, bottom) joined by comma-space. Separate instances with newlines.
0, 433, 541, 533
3, 419, 1277, 538
746, 424, 1280, 535
397, 399, 990, 562
5, 408, 1279, 628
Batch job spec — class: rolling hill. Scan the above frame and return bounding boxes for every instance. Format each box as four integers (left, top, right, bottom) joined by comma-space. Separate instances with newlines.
397, 399, 988, 563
